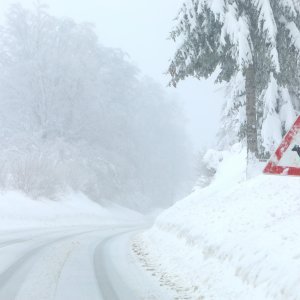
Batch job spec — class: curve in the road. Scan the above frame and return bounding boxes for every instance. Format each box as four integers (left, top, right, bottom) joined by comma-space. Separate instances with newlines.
0, 226, 173, 300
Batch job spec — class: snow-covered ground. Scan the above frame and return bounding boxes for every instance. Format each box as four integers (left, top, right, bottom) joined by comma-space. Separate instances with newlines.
0, 191, 145, 230
0, 191, 176, 299
136, 144, 300, 299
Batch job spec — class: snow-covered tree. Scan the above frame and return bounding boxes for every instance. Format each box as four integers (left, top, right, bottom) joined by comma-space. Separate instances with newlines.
169, 0, 300, 156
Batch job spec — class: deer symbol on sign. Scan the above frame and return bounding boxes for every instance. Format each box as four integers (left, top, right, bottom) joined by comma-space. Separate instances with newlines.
292, 145, 300, 158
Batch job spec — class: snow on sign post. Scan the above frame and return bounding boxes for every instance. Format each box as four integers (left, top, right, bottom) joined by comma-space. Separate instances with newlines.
264, 116, 300, 176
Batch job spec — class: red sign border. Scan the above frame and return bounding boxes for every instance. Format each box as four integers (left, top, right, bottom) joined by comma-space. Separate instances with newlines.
263, 116, 300, 176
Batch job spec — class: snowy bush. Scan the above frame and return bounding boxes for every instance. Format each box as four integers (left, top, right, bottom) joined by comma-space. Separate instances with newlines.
9, 152, 63, 200
195, 149, 221, 188
196, 144, 247, 189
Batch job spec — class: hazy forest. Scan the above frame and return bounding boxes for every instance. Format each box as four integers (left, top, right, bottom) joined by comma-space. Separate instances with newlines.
0, 3, 194, 212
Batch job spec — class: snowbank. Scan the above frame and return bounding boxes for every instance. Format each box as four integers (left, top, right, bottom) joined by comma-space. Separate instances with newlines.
137, 145, 300, 299
0, 191, 144, 231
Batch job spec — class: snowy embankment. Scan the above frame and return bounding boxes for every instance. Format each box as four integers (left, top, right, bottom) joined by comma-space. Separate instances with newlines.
136, 145, 300, 299
0, 192, 144, 230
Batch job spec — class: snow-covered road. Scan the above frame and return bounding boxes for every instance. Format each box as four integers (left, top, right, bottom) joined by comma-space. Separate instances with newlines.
0, 225, 171, 300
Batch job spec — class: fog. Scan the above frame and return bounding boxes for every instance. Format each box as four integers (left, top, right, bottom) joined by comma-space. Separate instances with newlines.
0, 1, 223, 211
0, 0, 223, 150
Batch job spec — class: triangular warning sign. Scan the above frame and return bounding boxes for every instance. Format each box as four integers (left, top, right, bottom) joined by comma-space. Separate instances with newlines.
264, 116, 300, 176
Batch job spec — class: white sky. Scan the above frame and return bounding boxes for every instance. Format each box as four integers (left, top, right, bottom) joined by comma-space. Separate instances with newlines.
0, 0, 224, 151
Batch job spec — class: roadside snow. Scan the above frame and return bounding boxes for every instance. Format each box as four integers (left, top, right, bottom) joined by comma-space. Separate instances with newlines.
0, 192, 144, 230
137, 145, 300, 299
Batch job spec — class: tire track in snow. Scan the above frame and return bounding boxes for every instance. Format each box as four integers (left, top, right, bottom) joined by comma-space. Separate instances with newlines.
0, 228, 101, 300
95, 229, 175, 300
0, 226, 172, 300
94, 231, 138, 300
